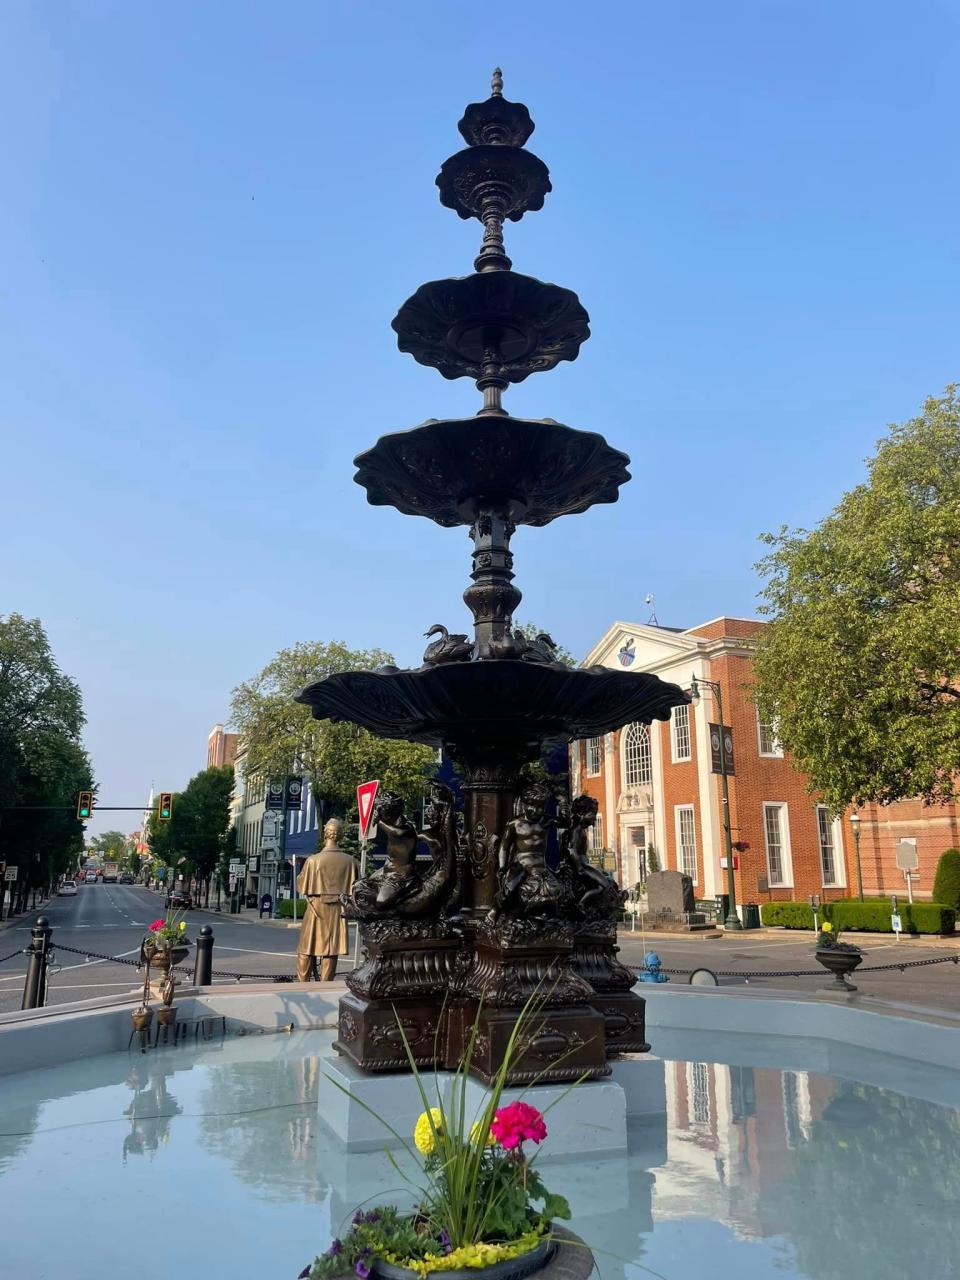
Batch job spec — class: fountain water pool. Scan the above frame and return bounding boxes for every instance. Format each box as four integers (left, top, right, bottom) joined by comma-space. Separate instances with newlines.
2, 1015, 959, 1280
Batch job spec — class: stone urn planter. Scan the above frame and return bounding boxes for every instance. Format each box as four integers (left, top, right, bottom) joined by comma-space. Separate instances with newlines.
815, 946, 863, 990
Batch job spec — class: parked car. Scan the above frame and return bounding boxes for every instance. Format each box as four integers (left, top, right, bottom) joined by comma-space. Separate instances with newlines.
165, 888, 193, 910
118, 873, 134, 885
57, 880, 78, 896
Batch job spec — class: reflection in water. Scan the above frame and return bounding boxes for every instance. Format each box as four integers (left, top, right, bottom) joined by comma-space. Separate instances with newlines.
659, 1057, 960, 1280
122, 1061, 182, 1162
2, 1029, 960, 1280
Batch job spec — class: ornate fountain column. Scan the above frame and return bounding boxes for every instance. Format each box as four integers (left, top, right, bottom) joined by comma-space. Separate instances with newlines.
298, 72, 688, 1085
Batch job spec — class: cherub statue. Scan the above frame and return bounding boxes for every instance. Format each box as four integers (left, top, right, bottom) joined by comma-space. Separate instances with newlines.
494, 783, 564, 918
345, 784, 459, 919
561, 793, 626, 917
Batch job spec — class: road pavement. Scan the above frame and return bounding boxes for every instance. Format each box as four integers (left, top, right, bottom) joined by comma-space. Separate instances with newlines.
0, 882, 328, 1016
2, 887, 959, 1016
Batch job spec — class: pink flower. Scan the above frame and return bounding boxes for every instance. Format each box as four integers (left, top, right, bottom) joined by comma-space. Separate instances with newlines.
490, 1101, 547, 1151
149, 919, 165, 932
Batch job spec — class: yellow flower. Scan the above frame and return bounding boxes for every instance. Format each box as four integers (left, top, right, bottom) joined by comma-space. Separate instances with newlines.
179, 921, 187, 932
821, 921, 833, 932
414, 1108, 445, 1155
470, 1121, 494, 1147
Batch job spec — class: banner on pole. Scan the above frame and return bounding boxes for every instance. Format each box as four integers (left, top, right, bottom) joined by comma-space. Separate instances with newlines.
357, 780, 380, 841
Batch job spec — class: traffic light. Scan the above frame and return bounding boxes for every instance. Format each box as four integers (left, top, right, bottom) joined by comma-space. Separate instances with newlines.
77, 791, 93, 820
158, 792, 173, 821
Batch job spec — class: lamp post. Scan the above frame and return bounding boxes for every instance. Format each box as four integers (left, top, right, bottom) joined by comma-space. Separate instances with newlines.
849, 811, 864, 902
689, 673, 743, 931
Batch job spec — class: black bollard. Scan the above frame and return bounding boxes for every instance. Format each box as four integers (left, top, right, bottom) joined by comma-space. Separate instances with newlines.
194, 925, 214, 986
21, 917, 52, 1010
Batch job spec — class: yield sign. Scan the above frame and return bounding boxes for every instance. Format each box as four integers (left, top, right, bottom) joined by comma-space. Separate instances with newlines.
356, 780, 380, 841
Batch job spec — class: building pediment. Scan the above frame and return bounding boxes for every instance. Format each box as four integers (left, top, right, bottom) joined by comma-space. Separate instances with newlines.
583, 621, 702, 674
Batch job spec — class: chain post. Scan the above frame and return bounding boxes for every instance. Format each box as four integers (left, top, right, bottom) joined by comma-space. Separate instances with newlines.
194, 925, 214, 986
21, 917, 52, 1009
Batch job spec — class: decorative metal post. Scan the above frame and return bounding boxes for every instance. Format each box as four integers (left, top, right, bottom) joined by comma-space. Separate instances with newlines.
21, 916, 52, 1010
690, 675, 742, 931
850, 812, 864, 901
194, 924, 214, 986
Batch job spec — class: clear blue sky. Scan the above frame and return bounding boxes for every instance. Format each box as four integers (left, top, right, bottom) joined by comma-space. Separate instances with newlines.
2, 1, 957, 832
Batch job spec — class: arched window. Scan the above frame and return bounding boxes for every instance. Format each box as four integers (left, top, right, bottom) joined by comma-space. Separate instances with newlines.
623, 723, 651, 787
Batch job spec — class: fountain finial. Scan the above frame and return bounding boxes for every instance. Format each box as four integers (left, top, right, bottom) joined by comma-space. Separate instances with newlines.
491, 67, 503, 97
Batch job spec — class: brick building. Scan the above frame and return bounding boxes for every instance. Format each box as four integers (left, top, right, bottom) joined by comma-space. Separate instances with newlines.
207, 723, 239, 770
572, 617, 960, 911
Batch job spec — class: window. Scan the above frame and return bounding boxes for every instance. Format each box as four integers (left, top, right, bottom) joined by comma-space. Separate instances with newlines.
585, 737, 602, 776
672, 704, 691, 762
690, 1061, 711, 1127
816, 806, 842, 886
675, 805, 698, 882
623, 723, 651, 786
757, 711, 783, 758
589, 813, 604, 852
763, 803, 793, 886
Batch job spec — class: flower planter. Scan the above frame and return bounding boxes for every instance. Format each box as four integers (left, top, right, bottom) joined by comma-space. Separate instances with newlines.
370, 1234, 554, 1280
815, 947, 863, 990
131, 1008, 154, 1033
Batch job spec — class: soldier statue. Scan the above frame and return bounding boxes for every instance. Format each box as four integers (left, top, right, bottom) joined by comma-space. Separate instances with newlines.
296, 817, 356, 982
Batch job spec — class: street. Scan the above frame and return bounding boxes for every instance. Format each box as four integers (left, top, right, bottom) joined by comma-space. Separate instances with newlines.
3, 886, 959, 1017
0, 882, 317, 1016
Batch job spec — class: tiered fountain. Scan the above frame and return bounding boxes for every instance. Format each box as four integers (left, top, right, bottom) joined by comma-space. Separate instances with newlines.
297, 71, 688, 1085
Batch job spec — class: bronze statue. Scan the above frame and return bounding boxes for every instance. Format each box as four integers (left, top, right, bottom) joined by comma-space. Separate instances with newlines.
422, 624, 472, 666
561, 793, 623, 915
296, 817, 356, 981
345, 784, 458, 919
494, 783, 564, 917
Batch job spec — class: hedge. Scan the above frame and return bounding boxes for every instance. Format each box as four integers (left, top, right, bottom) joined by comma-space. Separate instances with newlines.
760, 901, 815, 929
760, 898, 956, 935
277, 898, 309, 919
932, 849, 960, 912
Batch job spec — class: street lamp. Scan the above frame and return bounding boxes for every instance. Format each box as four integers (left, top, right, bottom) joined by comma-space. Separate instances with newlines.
849, 811, 864, 902
689, 673, 743, 931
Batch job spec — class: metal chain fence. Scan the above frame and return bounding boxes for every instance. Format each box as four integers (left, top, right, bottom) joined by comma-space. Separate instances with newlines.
639, 953, 960, 979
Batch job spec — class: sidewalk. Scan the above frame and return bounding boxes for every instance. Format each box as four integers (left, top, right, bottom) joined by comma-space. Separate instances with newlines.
618, 922, 960, 947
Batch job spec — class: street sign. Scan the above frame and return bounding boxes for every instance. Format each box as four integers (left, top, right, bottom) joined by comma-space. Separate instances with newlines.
892, 913, 903, 934
262, 812, 280, 840
4, 867, 17, 881
357, 780, 380, 841
229, 860, 244, 872
895, 839, 919, 872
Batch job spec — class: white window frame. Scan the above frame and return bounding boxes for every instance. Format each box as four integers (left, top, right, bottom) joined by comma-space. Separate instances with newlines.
815, 806, 845, 887
622, 722, 652, 787
674, 804, 698, 883
585, 737, 602, 777
762, 802, 794, 887
671, 704, 692, 763
757, 710, 784, 758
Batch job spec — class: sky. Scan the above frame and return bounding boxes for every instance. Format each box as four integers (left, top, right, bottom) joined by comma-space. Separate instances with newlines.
1, 1, 958, 834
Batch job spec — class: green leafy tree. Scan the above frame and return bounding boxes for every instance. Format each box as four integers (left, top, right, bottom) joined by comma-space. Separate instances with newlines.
90, 830, 128, 861
754, 388, 960, 809
165, 766, 234, 904
932, 848, 960, 911
646, 844, 659, 875
230, 640, 436, 815
0, 615, 93, 906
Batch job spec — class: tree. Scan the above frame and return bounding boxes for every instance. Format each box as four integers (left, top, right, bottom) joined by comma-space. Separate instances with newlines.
90, 830, 128, 861
163, 766, 234, 904
0, 615, 93, 906
754, 388, 960, 810
646, 844, 659, 875
932, 848, 960, 911
230, 640, 437, 816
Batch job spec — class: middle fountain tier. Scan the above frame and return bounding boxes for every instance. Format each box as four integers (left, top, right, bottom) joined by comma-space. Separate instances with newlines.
297, 72, 688, 1086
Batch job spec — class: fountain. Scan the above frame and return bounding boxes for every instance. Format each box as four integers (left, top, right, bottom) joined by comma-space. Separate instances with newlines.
296, 71, 688, 1085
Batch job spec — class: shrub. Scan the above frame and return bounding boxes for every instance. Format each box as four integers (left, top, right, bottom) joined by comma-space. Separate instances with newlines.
830, 899, 955, 935
277, 898, 309, 919
760, 901, 816, 929
932, 849, 960, 912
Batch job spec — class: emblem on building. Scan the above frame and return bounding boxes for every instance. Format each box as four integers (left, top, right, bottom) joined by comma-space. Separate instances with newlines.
618, 638, 636, 667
